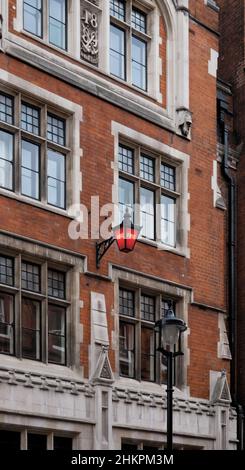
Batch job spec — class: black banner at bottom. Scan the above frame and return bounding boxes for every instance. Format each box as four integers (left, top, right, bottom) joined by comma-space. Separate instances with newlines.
0, 451, 244, 467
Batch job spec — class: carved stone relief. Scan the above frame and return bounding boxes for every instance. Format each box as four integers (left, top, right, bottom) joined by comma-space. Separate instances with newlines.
80, 1, 99, 65
176, 107, 193, 139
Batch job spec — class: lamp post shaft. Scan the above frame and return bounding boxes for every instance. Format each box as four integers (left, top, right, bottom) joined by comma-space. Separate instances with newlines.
167, 352, 173, 451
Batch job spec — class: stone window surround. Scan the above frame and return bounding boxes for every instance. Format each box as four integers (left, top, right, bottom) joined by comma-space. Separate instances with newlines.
112, 266, 191, 395
1, 0, 190, 132
0, 231, 84, 375
111, 121, 190, 258
0, 71, 83, 218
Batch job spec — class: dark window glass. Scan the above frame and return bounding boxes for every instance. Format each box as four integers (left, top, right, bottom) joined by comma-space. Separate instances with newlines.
28, 433, 47, 450
0, 293, 14, 355
54, 436, 73, 450
140, 187, 154, 240
0, 431, 20, 449
21, 262, 40, 292
110, 25, 126, 80
121, 442, 138, 450
0, 256, 14, 286
161, 195, 176, 247
21, 140, 40, 200
132, 8, 146, 33
119, 289, 135, 317
48, 269, 65, 299
23, 0, 43, 38
22, 298, 41, 360
110, 0, 125, 21
141, 295, 155, 322
21, 103, 40, 135
140, 155, 154, 182
141, 327, 155, 381
49, 0, 67, 50
48, 304, 66, 365
118, 145, 134, 174
0, 130, 14, 191
119, 321, 135, 378
132, 36, 147, 90
47, 149, 65, 209
161, 164, 176, 191
47, 114, 65, 146
0, 93, 13, 124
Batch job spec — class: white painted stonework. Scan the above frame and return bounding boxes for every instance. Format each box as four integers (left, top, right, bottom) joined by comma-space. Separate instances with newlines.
208, 49, 219, 78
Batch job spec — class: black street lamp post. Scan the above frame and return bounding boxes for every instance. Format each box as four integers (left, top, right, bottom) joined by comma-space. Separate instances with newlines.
155, 301, 187, 451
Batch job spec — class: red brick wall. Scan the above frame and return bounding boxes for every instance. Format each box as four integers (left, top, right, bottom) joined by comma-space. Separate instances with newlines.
0, 1, 231, 399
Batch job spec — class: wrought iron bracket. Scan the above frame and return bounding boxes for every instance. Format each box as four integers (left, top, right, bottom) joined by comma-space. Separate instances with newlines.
96, 237, 115, 268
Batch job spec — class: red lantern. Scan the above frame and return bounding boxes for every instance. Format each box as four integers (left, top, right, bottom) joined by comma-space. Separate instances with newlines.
112, 211, 142, 253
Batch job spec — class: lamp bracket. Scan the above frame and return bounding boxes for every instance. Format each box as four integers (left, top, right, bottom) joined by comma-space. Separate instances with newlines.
96, 237, 114, 268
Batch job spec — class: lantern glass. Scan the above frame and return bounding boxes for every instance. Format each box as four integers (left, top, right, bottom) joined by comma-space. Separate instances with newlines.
161, 323, 180, 352
113, 215, 141, 253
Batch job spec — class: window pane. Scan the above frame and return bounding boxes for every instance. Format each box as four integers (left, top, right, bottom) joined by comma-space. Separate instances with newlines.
161, 164, 176, 191
110, 0, 125, 21
118, 145, 134, 174
47, 114, 65, 146
47, 149, 65, 209
140, 187, 154, 239
22, 298, 41, 360
0, 130, 13, 190
140, 155, 154, 182
28, 434, 47, 450
0, 93, 13, 124
23, 0, 42, 37
132, 36, 147, 90
132, 8, 147, 33
48, 304, 66, 365
21, 262, 40, 292
161, 195, 176, 247
21, 140, 40, 199
141, 294, 155, 322
48, 269, 65, 299
0, 431, 20, 450
119, 178, 134, 222
53, 436, 73, 450
141, 327, 155, 381
0, 255, 14, 286
21, 103, 40, 135
119, 322, 135, 378
49, 0, 67, 50
119, 289, 135, 317
0, 293, 14, 355
110, 25, 125, 80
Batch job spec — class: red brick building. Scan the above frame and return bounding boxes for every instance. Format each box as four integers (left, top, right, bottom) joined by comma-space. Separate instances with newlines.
0, 0, 237, 449
217, 0, 245, 450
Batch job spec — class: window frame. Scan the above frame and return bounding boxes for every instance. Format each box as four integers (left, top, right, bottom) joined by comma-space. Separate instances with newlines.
23, 0, 68, 51
0, 252, 71, 365
118, 139, 180, 247
119, 285, 178, 384
110, 0, 151, 91
0, 88, 70, 211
